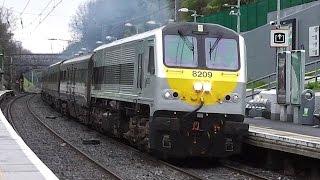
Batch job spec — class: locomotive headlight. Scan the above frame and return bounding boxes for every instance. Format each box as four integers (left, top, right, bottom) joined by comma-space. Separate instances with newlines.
203, 82, 212, 92
164, 91, 172, 99
232, 94, 240, 103
193, 82, 203, 92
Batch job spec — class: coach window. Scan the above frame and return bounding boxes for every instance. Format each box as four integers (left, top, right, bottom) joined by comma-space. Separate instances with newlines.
205, 38, 239, 70
148, 46, 155, 74
164, 35, 198, 68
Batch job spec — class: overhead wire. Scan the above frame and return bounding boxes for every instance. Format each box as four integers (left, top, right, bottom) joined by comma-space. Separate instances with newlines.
20, 0, 31, 16
33, 0, 63, 30
38, 0, 54, 17
21, 0, 56, 29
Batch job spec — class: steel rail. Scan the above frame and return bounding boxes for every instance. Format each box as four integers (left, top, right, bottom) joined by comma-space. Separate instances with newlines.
104, 138, 205, 180
158, 160, 204, 180
220, 161, 270, 180
24, 94, 124, 180
6, 93, 29, 135
34, 94, 269, 180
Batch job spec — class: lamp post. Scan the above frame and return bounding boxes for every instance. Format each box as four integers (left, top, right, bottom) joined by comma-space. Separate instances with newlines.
223, 0, 241, 33
178, 8, 203, 23
125, 23, 138, 34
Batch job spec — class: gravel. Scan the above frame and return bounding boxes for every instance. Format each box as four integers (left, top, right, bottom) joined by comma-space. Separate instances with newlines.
4, 94, 116, 179
2, 93, 296, 180
29, 94, 195, 180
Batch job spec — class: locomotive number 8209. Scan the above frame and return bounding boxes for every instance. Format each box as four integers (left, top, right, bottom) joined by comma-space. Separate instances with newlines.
192, 71, 213, 78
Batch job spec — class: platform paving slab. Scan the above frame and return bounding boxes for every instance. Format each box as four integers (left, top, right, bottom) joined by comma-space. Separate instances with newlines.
0, 90, 58, 180
245, 117, 320, 159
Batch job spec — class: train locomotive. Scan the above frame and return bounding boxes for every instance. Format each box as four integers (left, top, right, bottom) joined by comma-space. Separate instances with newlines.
41, 23, 249, 158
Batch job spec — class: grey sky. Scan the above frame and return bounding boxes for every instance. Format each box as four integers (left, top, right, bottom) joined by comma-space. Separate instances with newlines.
1, 0, 88, 53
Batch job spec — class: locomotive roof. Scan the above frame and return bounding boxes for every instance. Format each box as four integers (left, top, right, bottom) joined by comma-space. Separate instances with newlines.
48, 60, 63, 68
94, 22, 239, 52
62, 53, 92, 65
94, 26, 164, 52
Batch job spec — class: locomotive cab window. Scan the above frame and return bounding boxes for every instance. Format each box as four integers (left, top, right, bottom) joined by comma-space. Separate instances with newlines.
205, 38, 239, 70
164, 35, 198, 68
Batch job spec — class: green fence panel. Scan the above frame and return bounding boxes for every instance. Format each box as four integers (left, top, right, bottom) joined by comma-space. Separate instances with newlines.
292, 0, 303, 6
222, 11, 232, 29
240, 5, 248, 32
281, 0, 291, 9
247, 3, 257, 31
303, 0, 314, 3
230, 14, 237, 31
268, 0, 277, 11
256, 0, 268, 27
199, 0, 316, 32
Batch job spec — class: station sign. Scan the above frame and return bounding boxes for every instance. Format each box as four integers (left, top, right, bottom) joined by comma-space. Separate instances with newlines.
309, 26, 319, 57
290, 50, 305, 105
270, 29, 289, 47
277, 51, 291, 104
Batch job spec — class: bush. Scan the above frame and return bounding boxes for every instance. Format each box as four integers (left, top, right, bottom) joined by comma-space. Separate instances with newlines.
306, 81, 320, 91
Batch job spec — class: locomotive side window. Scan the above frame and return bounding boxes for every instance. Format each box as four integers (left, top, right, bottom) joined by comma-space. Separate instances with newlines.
164, 35, 198, 68
205, 38, 239, 70
148, 46, 155, 74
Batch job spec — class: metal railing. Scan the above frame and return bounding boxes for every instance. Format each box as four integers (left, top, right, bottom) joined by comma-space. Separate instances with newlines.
246, 59, 320, 99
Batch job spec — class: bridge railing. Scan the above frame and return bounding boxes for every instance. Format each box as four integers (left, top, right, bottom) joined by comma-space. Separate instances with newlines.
246, 59, 320, 99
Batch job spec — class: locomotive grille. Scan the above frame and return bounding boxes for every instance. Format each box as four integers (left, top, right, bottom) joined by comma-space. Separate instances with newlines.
94, 45, 135, 93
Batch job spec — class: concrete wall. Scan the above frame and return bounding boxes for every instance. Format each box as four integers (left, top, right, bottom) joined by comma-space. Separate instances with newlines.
242, 1, 320, 79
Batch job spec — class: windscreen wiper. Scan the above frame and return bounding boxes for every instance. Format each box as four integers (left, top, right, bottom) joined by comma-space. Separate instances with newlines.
178, 30, 194, 52
209, 36, 222, 60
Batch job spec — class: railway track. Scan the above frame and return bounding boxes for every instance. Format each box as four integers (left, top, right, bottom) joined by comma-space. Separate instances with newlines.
7, 94, 124, 180
13, 93, 271, 180
220, 161, 270, 180
6, 93, 28, 135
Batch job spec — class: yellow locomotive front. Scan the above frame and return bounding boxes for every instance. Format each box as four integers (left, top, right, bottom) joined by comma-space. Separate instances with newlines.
149, 23, 248, 158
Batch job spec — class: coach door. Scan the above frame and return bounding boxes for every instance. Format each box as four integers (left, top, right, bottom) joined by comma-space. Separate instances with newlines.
136, 42, 145, 95
66, 67, 71, 94
71, 66, 76, 95
136, 39, 154, 100
143, 38, 155, 98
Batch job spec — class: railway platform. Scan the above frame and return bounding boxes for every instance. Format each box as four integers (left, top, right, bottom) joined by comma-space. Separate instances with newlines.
244, 117, 320, 159
0, 90, 58, 180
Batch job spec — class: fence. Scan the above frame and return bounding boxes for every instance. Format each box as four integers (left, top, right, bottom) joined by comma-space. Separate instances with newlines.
246, 58, 320, 99
198, 0, 317, 32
